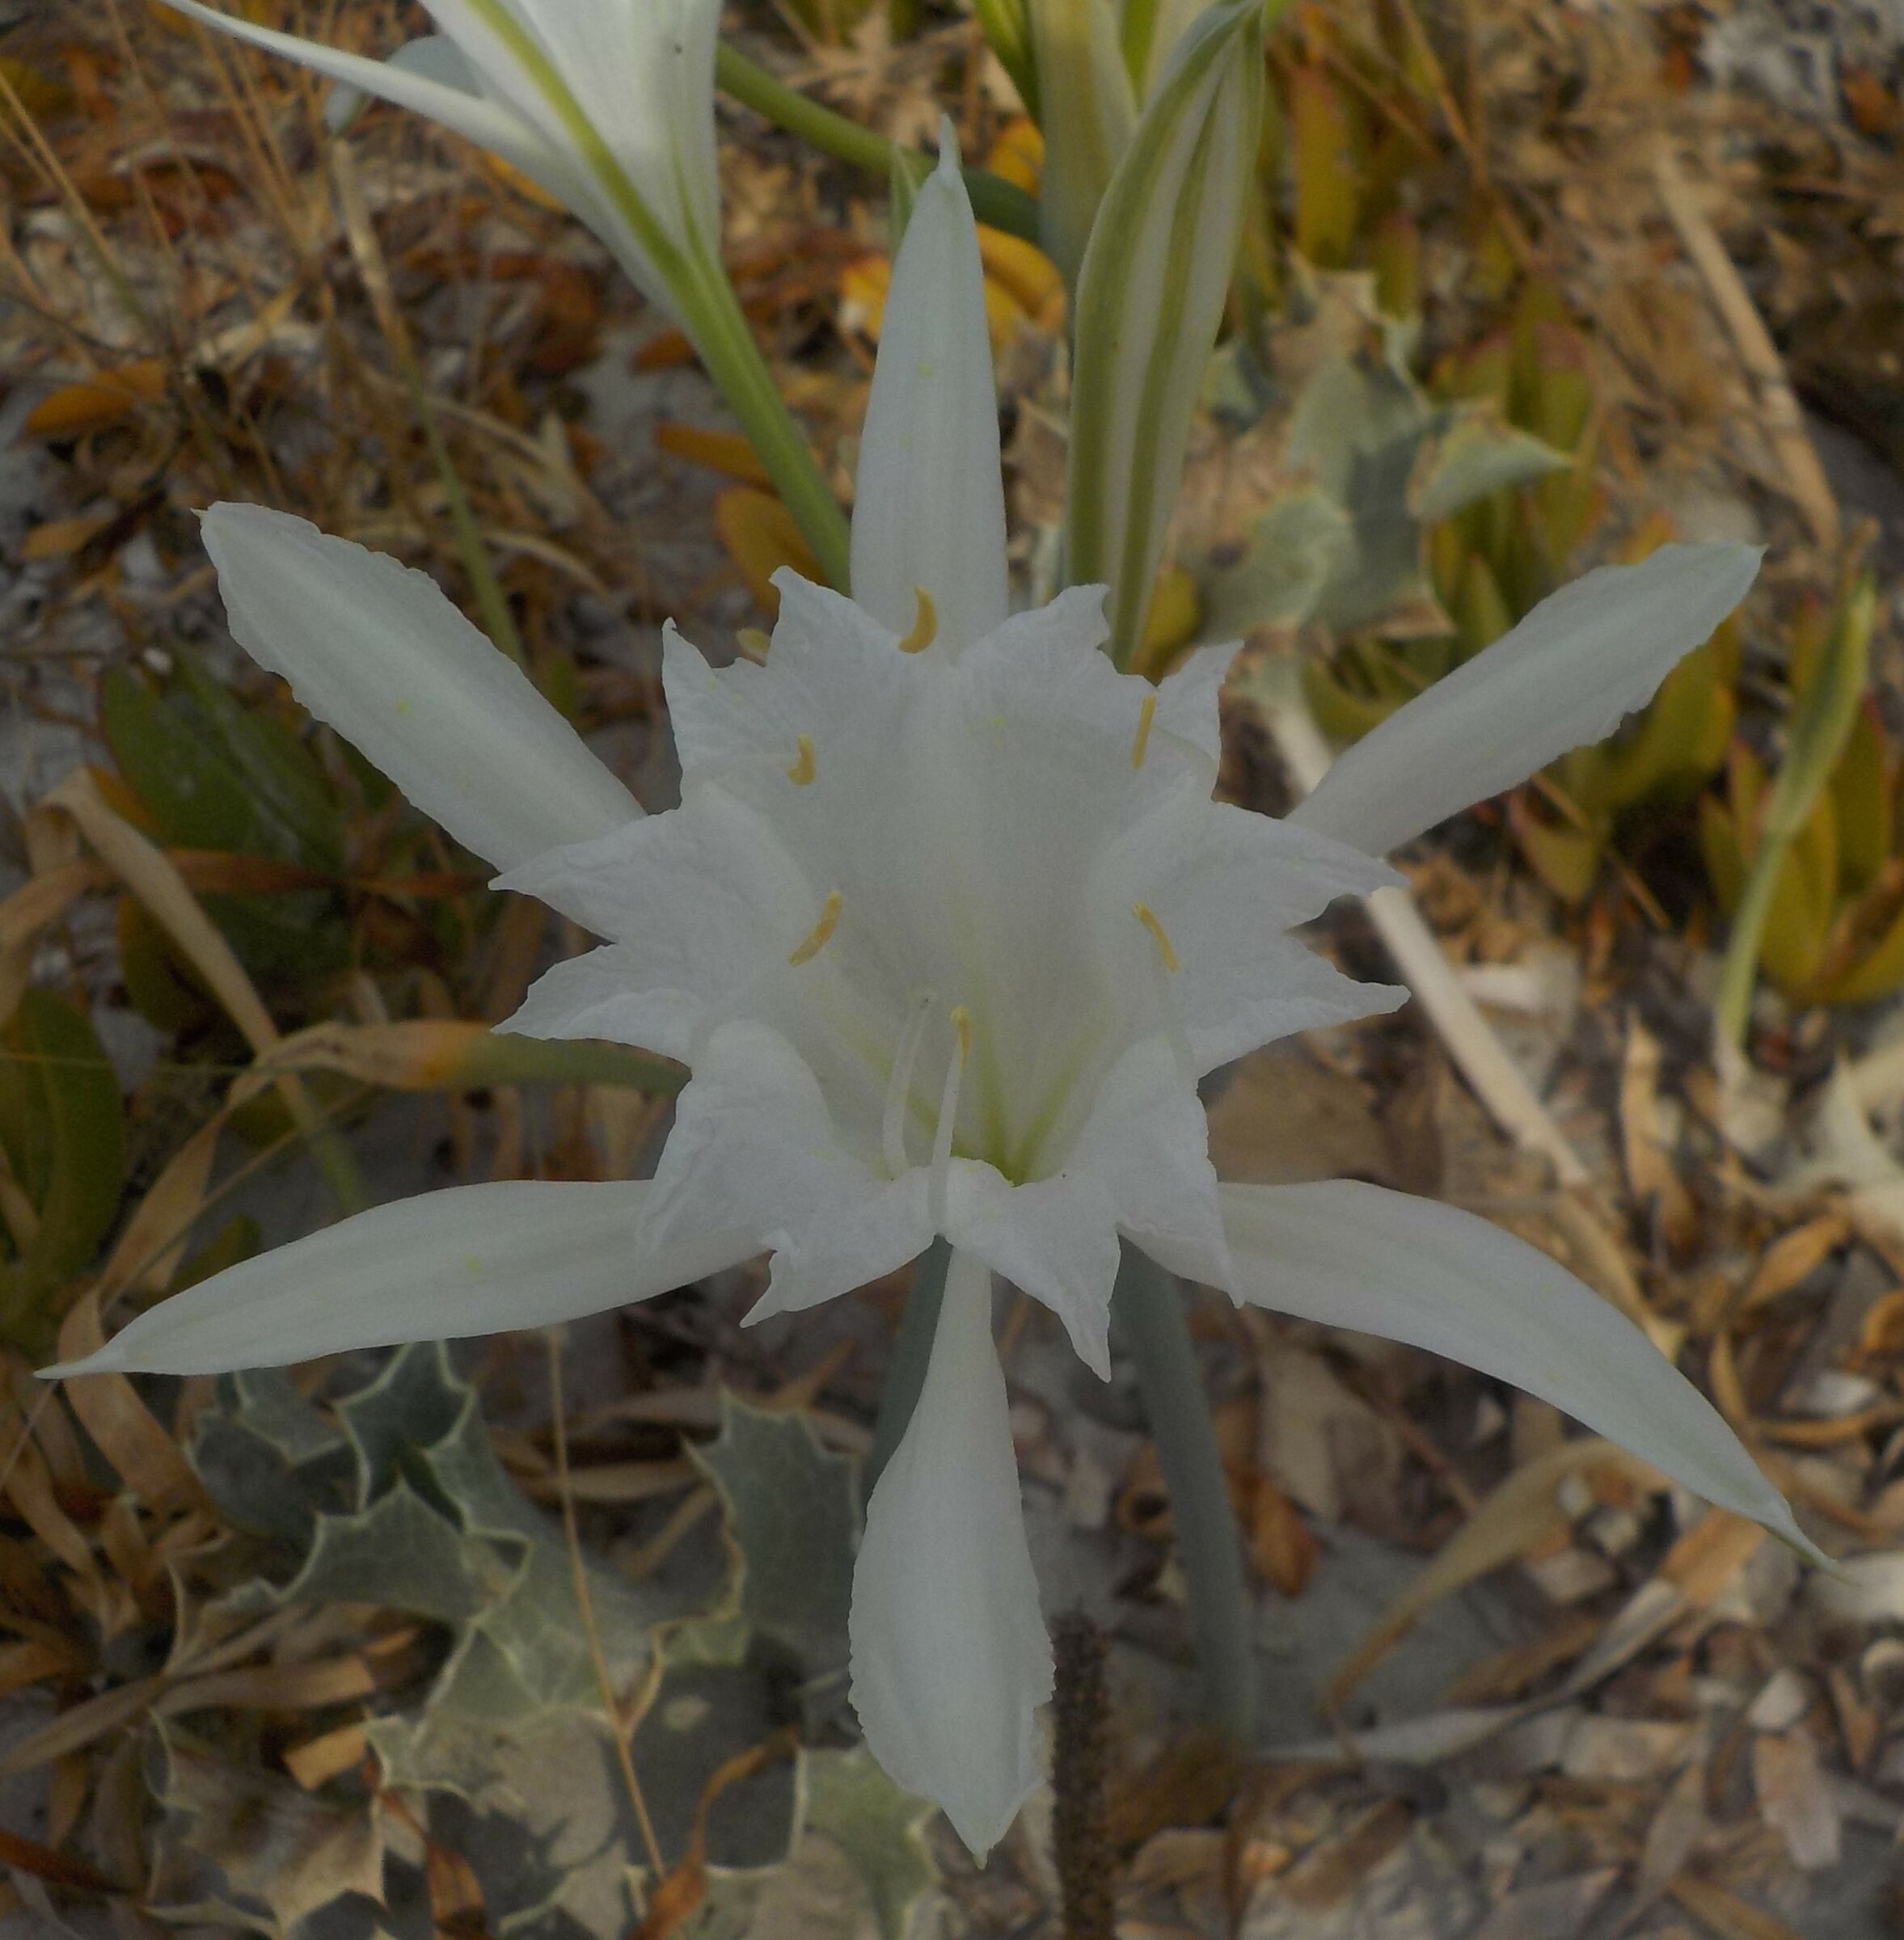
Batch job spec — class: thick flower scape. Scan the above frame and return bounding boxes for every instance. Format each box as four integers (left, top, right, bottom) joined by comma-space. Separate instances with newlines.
53, 149, 1813, 1857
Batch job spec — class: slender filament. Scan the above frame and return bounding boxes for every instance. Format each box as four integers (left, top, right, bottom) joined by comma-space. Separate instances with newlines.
882, 991, 939, 1177
1131, 693, 1157, 769
930, 1006, 971, 1229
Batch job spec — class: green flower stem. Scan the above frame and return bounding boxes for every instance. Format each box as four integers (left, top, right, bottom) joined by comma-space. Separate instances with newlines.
1714, 573, 1874, 1051
678, 242, 851, 591
864, 1239, 950, 1500
461, 0, 851, 588
1712, 834, 1789, 1052
399, 359, 528, 670
1112, 1244, 1256, 1744
714, 43, 1042, 244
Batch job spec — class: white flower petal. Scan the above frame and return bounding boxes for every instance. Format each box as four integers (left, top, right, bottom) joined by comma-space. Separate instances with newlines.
1293, 542, 1762, 858
450, 0, 722, 250
324, 35, 477, 133
850, 136, 1008, 655
163, 2, 593, 214
202, 507, 639, 875
649, 1022, 934, 1322
1070, 1039, 1231, 1298
661, 584, 910, 803
1153, 639, 1239, 762
943, 1162, 1121, 1377
45, 1181, 749, 1377
1218, 1179, 1822, 1560
849, 1248, 1052, 1858
960, 588, 1215, 790
500, 945, 697, 1061
499, 791, 805, 1042
658, 620, 780, 780
1099, 797, 1405, 1072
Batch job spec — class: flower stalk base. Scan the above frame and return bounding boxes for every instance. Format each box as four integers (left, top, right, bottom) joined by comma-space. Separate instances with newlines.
1112, 1244, 1257, 1744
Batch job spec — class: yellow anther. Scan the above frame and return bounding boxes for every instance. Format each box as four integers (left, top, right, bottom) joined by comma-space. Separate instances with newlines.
736, 626, 771, 664
1131, 693, 1157, 770
897, 586, 939, 654
1133, 901, 1179, 972
951, 1004, 971, 1063
786, 734, 816, 786
787, 890, 843, 967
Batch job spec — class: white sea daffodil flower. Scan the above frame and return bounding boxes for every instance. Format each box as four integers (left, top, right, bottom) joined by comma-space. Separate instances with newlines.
51, 152, 1813, 1858
164, 0, 720, 328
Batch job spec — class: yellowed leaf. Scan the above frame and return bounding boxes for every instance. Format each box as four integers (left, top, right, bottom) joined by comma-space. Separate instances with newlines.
20, 516, 112, 562
654, 422, 770, 487
713, 487, 821, 615
23, 360, 165, 438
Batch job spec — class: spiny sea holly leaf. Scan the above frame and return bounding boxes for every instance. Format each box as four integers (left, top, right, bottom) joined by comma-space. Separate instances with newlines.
685, 1395, 859, 1704
1199, 328, 1568, 639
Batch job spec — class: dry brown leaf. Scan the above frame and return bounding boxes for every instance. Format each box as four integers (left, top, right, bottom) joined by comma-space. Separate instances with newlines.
1205, 1049, 1397, 1187
1621, 1012, 1699, 1255
1634, 1757, 1709, 1911
156, 1655, 378, 1719
713, 487, 821, 615
22, 359, 165, 438
1668, 1870, 1811, 1940
1826, 1664, 1879, 1771
1558, 1714, 1692, 1782
636, 1728, 798, 1938
1440, 1609, 1602, 1706
0, 1825, 122, 1896
654, 422, 771, 487
53, 1290, 210, 1516
283, 1726, 369, 1792
96, 1107, 224, 1301
0, 1676, 161, 1779
19, 515, 113, 562
1110, 1730, 1252, 1849
1740, 1216, 1851, 1315
1752, 1730, 1841, 1870
1469, 1866, 1618, 1940
0, 858, 99, 1023
1323, 1438, 1656, 1713
1659, 1507, 1767, 1605
1276, 1800, 1415, 1912
1248, 1472, 1321, 1598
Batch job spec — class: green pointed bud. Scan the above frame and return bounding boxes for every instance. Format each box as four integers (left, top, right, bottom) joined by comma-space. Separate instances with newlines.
1064, 0, 1264, 668
973, 0, 1041, 116
1028, 0, 1137, 287
1121, 0, 1213, 100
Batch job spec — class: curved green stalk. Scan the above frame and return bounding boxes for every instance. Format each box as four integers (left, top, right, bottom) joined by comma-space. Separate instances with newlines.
1112, 1245, 1256, 1743
678, 240, 851, 590
714, 43, 1041, 244
462, 0, 851, 587
1714, 575, 1874, 1049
